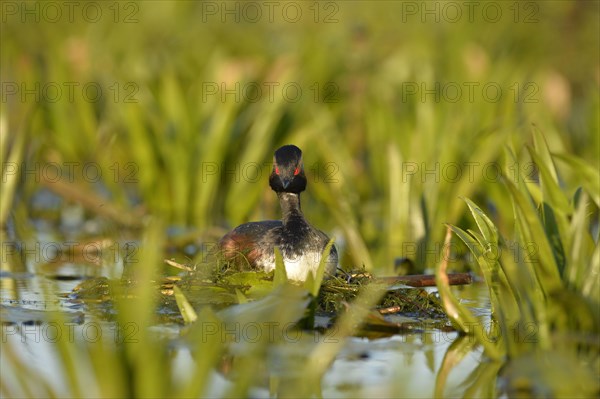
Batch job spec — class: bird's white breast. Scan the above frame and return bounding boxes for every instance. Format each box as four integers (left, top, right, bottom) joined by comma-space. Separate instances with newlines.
258, 250, 335, 281
283, 251, 324, 281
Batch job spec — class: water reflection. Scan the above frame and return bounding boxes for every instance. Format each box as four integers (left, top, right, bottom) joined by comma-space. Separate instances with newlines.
1, 263, 496, 397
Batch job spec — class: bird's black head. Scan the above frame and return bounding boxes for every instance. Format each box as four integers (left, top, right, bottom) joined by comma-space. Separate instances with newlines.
269, 145, 306, 193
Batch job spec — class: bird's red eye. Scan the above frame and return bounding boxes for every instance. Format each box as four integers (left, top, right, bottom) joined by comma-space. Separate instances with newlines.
294, 167, 300, 176
275, 166, 280, 175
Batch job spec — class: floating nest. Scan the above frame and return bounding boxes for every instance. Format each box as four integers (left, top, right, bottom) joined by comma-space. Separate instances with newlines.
318, 271, 446, 316
69, 263, 451, 333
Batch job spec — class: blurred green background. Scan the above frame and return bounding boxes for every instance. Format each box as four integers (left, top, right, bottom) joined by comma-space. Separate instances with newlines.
2, 0, 599, 273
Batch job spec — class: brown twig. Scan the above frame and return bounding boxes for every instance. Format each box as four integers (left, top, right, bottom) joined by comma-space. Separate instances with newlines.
164, 259, 194, 272
377, 305, 404, 314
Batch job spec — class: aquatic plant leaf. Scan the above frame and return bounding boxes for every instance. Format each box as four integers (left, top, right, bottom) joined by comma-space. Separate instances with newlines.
499, 351, 600, 398
583, 243, 600, 306
182, 284, 239, 306
463, 350, 506, 398
435, 335, 479, 398
503, 147, 535, 206
179, 306, 226, 398
504, 179, 563, 292
463, 197, 499, 245
273, 246, 287, 287
173, 285, 198, 324
304, 238, 335, 297
554, 154, 600, 207
554, 153, 600, 207
193, 97, 239, 228
527, 145, 571, 215
0, 126, 26, 227
448, 221, 518, 341
531, 127, 560, 184
235, 288, 249, 304
222, 271, 272, 286
563, 192, 593, 291
540, 201, 567, 275
526, 143, 572, 277
436, 228, 503, 360
217, 283, 311, 335
449, 205, 510, 300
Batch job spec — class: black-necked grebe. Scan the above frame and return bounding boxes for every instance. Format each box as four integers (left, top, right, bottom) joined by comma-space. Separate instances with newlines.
219, 145, 338, 281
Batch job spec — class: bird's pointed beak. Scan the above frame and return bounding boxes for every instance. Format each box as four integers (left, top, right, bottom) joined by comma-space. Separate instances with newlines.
281, 177, 291, 189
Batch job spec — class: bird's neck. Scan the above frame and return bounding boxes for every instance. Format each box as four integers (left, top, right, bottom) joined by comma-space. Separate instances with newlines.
277, 192, 304, 225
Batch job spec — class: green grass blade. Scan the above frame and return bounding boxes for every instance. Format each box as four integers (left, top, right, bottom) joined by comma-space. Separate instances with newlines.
503, 146, 535, 206
179, 307, 226, 398
448, 225, 494, 289
532, 126, 560, 184
553, 153, 600, 207
436, 228, 503, 360
304, 238, 335, 297
173, 285, 198, 324
582, 242, 599, 306
504, 179, 563, 293
563, 192, 591, 290
273, 246, 287, 286
462, 197, 499, 244
0, 126, 26, 227
527, 145, 572, 214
